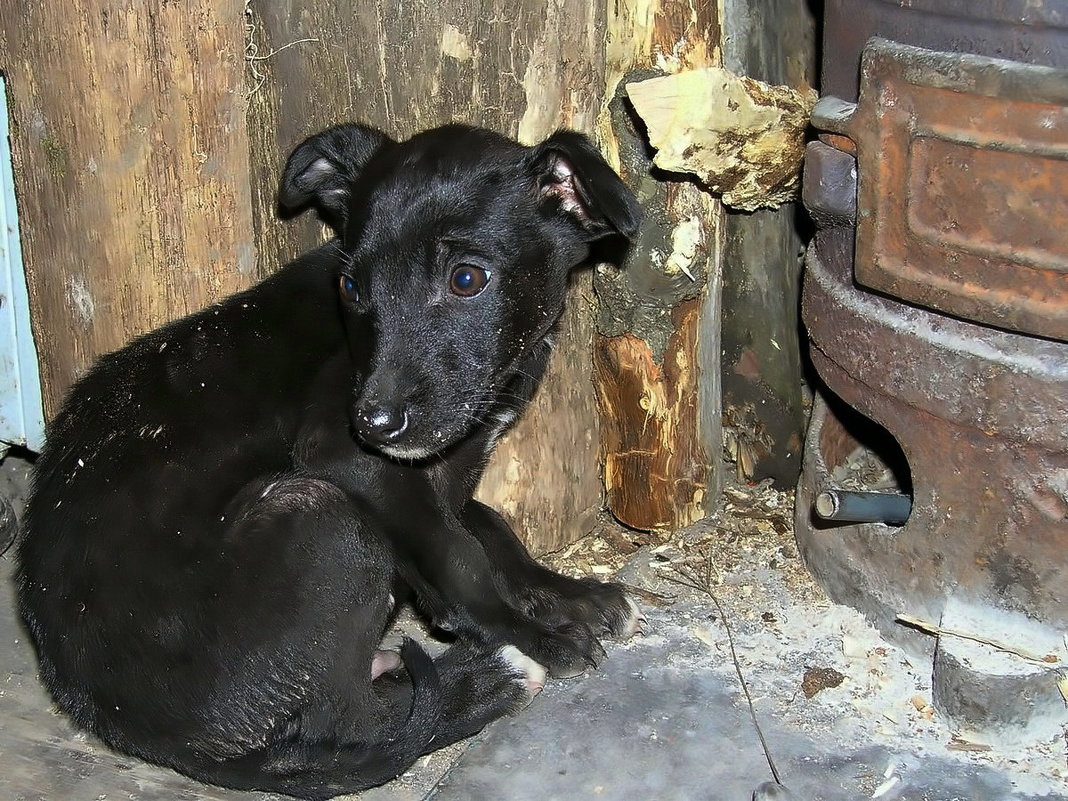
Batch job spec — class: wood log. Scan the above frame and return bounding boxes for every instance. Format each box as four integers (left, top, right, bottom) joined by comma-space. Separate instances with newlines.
245, 0, 610, 553
591, 0, 724, 532
0, 2, 254, 415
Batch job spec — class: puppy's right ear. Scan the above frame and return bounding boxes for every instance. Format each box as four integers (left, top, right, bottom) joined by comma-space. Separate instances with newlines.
278, 123, 393, 235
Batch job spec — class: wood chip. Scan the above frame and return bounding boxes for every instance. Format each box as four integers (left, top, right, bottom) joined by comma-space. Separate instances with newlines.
801, 666, 845, 698
947, 737, 993, 753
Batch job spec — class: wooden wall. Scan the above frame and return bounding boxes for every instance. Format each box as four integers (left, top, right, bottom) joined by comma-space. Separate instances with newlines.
0, 2, 255, 415
0, 0, 729, 552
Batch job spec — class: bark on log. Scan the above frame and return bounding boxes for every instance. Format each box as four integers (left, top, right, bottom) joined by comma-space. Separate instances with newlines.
0, 2, 255, 415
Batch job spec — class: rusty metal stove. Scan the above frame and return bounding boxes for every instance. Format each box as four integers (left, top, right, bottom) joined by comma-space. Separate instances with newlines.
797, 1, 1068, 745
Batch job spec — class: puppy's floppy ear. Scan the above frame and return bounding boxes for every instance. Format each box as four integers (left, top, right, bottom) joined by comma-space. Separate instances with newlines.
278, 123, 393, 234
529, 130, 643, 244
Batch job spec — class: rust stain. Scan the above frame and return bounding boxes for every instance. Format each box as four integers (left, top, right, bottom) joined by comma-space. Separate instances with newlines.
818, 132, 856, 154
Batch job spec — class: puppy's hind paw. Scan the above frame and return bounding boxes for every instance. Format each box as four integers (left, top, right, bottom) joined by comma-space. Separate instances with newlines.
496, 644, 548, 700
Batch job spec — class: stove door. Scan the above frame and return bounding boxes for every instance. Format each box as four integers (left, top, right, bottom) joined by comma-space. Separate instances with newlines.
814, 38, 1068, 342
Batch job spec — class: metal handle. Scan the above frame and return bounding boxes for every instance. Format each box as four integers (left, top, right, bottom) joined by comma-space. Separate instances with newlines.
815, 489, 912, 525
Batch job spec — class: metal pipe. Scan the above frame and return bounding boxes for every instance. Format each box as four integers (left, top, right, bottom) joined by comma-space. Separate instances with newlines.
815, 488, 912, 525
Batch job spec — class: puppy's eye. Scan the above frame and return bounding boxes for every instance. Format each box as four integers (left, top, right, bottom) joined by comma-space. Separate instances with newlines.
449, 265, 490, 298
339, 274, 359, 303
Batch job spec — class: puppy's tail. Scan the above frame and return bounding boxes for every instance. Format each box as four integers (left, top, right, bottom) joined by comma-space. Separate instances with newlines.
206, 638, 443, 800
349, 637, 444, 778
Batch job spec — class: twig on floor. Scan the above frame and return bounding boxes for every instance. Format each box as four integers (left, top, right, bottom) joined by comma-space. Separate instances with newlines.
615, 582, 677, 607
663, 554, 785, 788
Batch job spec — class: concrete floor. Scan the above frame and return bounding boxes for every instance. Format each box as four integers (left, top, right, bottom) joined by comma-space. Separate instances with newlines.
2, 456, 1066, 801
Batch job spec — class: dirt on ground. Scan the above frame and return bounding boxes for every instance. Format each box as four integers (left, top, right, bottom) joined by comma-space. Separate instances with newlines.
545, 477, 1068, 798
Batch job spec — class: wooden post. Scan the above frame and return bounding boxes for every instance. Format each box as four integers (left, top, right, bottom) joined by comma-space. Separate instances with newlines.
591, 0, 724, 532
719, 0, 817, 486
0, 1, 255, 415
244, 0, 612, 553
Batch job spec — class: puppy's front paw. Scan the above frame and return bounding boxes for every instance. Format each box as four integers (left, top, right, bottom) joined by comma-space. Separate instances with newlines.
521, 620, 606, 679
585, 583, 645, 639
524, 578, 645, 641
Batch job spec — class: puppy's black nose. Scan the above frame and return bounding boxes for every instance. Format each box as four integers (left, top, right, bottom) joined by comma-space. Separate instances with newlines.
353, 402, 409, 444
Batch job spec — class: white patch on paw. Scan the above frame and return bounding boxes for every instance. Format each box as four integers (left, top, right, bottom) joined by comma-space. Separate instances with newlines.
620, 596, 647, 639
497, 645, 548, 696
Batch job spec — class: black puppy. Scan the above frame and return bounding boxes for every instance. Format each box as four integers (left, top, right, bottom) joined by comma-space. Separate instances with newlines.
15, 123, 642, 799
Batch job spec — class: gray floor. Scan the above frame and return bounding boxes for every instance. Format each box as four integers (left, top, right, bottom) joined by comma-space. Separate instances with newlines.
426, 626, 1057, 801
2, 454, 1065, 801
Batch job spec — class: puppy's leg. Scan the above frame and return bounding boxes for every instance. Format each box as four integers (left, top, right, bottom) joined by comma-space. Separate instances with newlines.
208, 476, 409, 750
195, 476, 539, 798
462, 500, 644, 639
394, 518, 611, 678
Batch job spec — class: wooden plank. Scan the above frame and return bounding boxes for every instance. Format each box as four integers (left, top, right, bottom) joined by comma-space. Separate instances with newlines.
591, 0, 724, 531
245, 0, 611, 553
719, 0, 817, 486
0, 2, 255, 417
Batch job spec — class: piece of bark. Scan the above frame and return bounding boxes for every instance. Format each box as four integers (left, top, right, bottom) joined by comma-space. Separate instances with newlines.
626, 67, 816, 211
